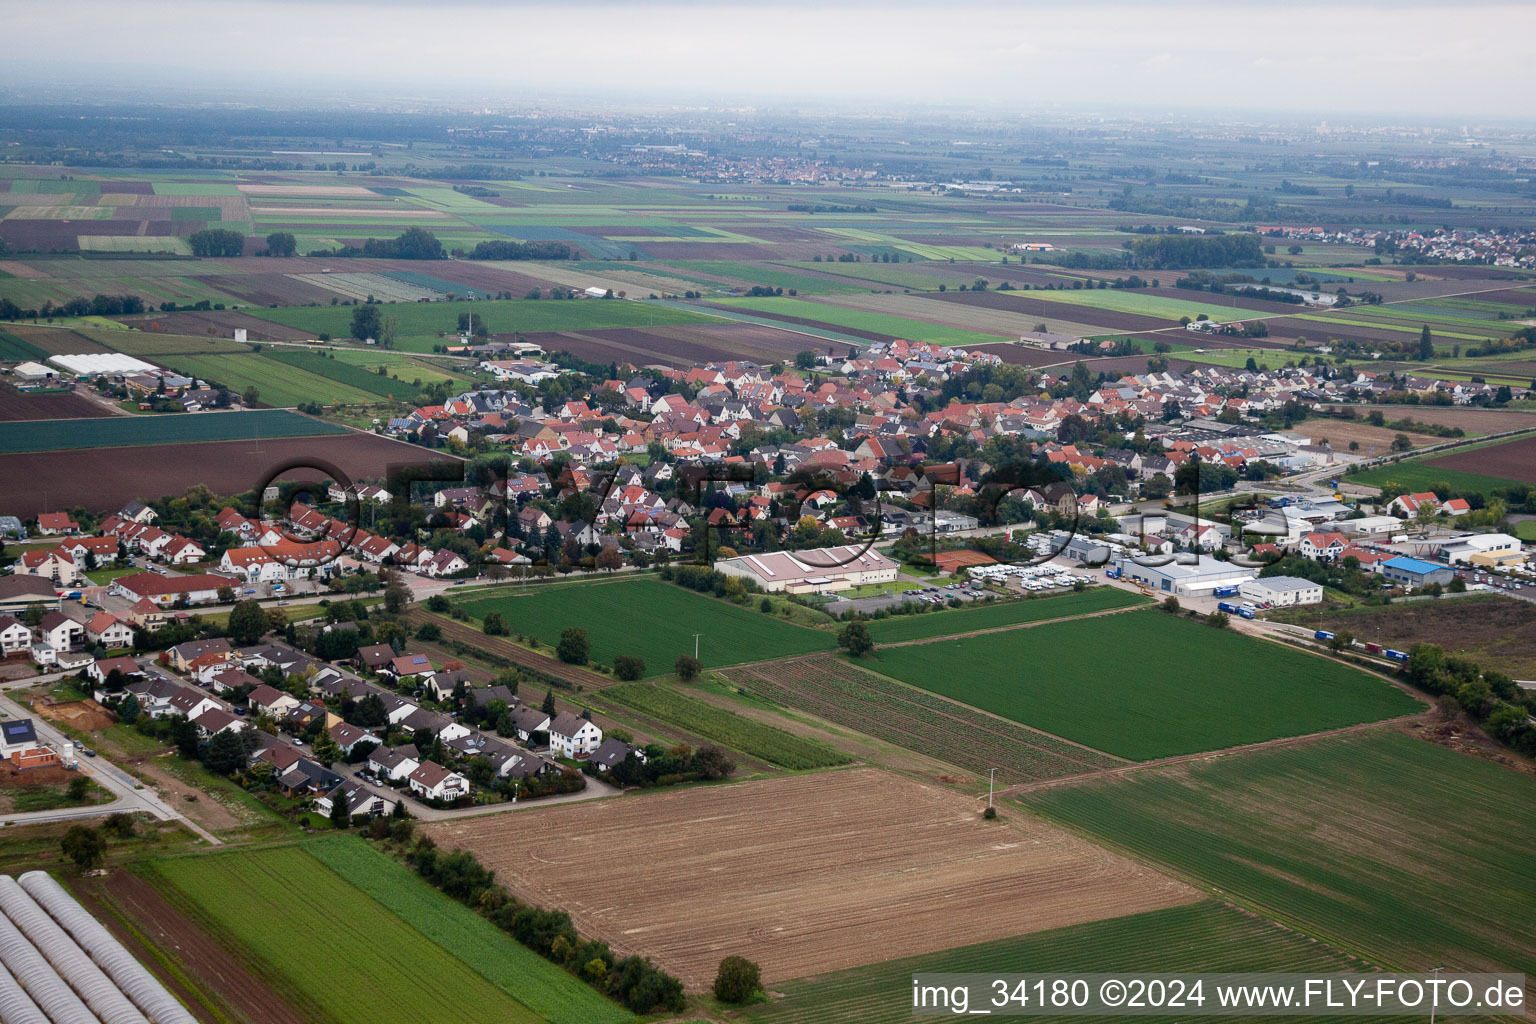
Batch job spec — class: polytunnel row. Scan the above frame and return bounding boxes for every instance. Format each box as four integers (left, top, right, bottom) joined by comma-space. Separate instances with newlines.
0, 872, 197, 1024
18, 873, 196, 1024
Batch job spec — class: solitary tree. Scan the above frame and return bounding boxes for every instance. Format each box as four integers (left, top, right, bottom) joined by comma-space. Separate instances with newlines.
383, 569, 413, 614
204, 729, 248, 775
556, 627, 589, 665
351, 302, 383, 341
227, 599, 269, 646
540, 689, 556, 715
613, 655, 645, 681
61, 825, 107, 872
265, 231, 298, 257
674, 654, 701, 681
1418, 324, 1434, 361
312, 730, 343, 767
482, 611, 507, 636
837, 621, 874, 657
713, 956, 763, 1004
330, 788, 352, 829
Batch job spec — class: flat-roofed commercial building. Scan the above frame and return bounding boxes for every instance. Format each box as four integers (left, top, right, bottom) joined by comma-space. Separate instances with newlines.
714, 546, 899, 594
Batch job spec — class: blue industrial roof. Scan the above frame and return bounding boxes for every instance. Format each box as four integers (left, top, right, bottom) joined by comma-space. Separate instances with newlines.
1383, 555, 1446, 574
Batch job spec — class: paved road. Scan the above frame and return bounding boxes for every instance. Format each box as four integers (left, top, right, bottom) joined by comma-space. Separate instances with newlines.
0, 679, 221, 842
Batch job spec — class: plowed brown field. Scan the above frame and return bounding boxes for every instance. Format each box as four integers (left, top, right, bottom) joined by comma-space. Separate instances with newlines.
427, 768, 1195, 989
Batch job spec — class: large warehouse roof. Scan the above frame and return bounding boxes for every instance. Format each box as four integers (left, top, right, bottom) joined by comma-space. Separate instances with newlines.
719, 546, 897, 585
47, 352, 159, 375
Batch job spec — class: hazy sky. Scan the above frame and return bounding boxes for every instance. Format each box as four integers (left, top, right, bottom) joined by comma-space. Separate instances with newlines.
5, 0, 1531, 120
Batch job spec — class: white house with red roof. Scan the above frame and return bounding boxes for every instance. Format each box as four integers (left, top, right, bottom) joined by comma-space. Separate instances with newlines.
34, 512, 79, 536
1386, 491, 1441, 517
1299, 532, 1349, 560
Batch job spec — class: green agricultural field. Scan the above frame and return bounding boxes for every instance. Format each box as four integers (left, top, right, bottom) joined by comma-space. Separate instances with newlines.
1023, 732, 1536, 989
1347, 445, 1531, 495
261, 349, 425, 400
0, 330, 46, 361
306, 837, 632, 1024
150, 844, 553, 1024
324, 348, 473, 387
746, 902, 1383, 1024
0, 408, 344, 454
159, 353, 384, 407
664, 260, 864, 295
452, 577, 836, 672
91, 329, 252, 355
598, 682, 850, 769
864, 587, 1147, 644
864, 609, 1421, 760
244, 298, 725, 352
716, 295, 1011, 345
1023, 287, 1272, 322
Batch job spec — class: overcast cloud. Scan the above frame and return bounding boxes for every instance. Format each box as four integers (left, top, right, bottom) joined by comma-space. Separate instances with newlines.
2, 0, 1529, 119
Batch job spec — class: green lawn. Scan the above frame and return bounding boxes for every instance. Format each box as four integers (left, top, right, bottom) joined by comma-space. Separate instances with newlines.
453, 576, 836, 672
716, 295, 1011, 346
1515, 520, 1536, 541
745, 902, 1381, 1024
244, 298, 725, 352
84, 566, 138, 585
598, 682, 850, 769
864, 587, 1147, 644
305, 836, 631, 1024
150, 844, 556, 1024
0, 409, 344, 454
1023, 732, 1536, 987
863, 609, 1422, 760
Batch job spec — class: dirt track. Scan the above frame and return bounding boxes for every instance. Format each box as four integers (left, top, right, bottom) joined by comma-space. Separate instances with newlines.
429, 768, 1197, 989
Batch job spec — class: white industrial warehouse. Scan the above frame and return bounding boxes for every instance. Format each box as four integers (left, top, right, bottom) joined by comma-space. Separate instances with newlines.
1116, 554, 1257, 596
0, 870, 198, 1024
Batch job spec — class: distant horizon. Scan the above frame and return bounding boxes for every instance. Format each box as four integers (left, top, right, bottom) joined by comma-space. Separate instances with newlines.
1, 0, 1533, 123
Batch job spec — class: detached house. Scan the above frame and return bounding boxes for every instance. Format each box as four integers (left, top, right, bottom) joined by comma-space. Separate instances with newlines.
84, 612, 134, 649
1299, 532, 1348, 561
0, 616, 34, 655
409, 760, 469, 802
548, 711, 603, 759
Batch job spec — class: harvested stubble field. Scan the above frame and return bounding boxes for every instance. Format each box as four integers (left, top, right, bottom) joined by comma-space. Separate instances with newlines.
724, 656, 1122, 785
1, 432, 453, 516
923, 289, 1172, 334
427, 769, 1196, 989
1023, 731, 1536, 1001
1422, 433, 1536, 486
865, 610, 1424, 761
1268, 593, 1536, 679
1289, 418, 1443, 453
519, 322, 814, 368
0, 382, 109, 421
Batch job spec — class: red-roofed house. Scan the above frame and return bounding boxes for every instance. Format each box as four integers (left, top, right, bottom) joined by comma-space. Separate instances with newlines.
35, 512, 79, 536
1300, 532, 1349, 560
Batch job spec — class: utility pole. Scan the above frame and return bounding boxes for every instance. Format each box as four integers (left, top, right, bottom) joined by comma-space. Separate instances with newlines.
1429, 967, 1445, 1024
693, 633, 702, 660
988, 767, 997, 809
